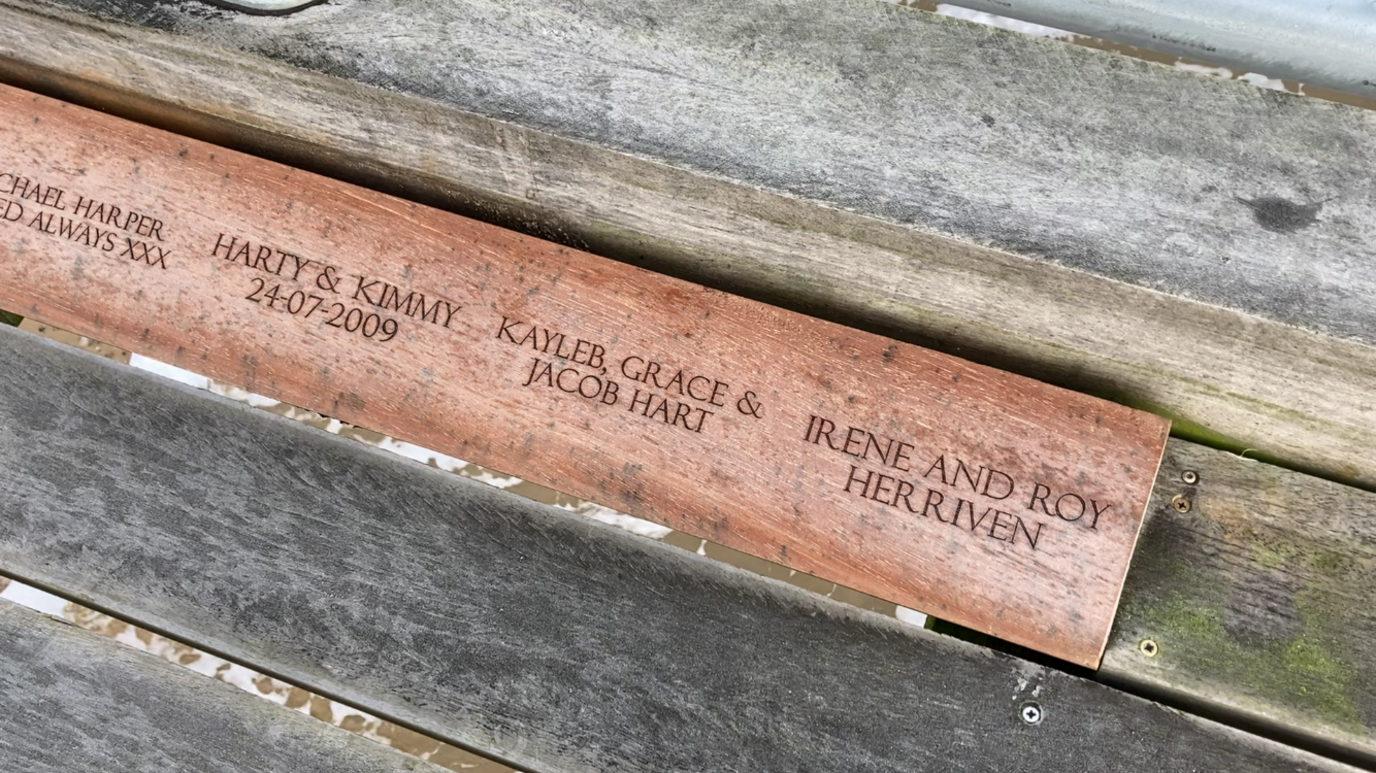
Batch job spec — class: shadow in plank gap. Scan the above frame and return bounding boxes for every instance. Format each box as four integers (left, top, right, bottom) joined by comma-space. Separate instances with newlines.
120, 341, 928, 627
196, 0, 325, 14
19, 322, 935, 625
0, 322, 937, 770
0, 575, 515, 773
17, 318, 129, 363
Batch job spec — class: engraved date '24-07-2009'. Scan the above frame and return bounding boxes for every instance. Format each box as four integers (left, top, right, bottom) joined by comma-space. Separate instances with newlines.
212, 231, 463, 344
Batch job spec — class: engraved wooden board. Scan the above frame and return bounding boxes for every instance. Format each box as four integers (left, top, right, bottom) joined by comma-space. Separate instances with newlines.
0, 85, 1169, 667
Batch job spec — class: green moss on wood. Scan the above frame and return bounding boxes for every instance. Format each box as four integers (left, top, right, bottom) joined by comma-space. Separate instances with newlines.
1135, 593, 1363, 733
1251, 544, 1286, 570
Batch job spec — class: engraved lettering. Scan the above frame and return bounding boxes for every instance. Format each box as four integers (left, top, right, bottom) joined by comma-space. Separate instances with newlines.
68, 195, 164, 240
353, 275, 383, 305
844, 465, 874, 497
962, 500, 992, 533
498, 316, 523, 343
1055, 492, 1086, 522
1089, 500, 1112, 530
981, 467, 1014, 500
317, 265, 341, 293
687, 375, 713, 402
805, 416, 842, 451
1, 199, 22, 222
620, 355, 730, 408
522, 357, 554, 388
953, 459, 983, 493
835, 457, 1046, 551
862, 433, 894, 468
1014, 518, 1043, 549
895, 479, 917, 511
521, 356, 621, 410
709, 380, 729, 408
26, 210, 56, 235
285, 251, 313, 281
871, 472, 897, 506
212, 232, 237, 260
802, 414, 1118, 551
119, 237, 169, 269
15, 204, 125, 256
989, 510, 1017, 542
440, 302, 461, 329
736, 390, 763, 418
924, 455, 947, 484
842, 427, 865, 456
600, 379, 619, 405
1027, 483, 1054, 517
243, 275, 397, 342
627, 387, 711, 433
922, 489, 945, 521
556, 365, 580, 393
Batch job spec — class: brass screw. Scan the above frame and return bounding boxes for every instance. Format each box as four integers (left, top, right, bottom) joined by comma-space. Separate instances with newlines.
1181, 470, 1198, 485
1171, 494, 1191, 513
1140, 639, 1159, 657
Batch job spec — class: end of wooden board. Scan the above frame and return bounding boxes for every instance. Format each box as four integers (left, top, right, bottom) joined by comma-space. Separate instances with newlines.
0, 83, 1171, 667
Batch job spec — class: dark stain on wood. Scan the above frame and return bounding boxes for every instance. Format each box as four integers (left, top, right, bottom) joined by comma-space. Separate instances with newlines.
1237, 197, 1326, 234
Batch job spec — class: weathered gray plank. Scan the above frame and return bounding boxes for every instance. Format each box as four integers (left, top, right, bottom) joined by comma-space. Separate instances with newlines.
1, 0, 1373, 486
0, 599, 442, 773
0, 325, 1359, 772
1104, 441, 1376, 761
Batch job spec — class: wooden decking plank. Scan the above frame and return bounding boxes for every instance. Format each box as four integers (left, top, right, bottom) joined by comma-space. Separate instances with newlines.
30, 0, 1376, 350
0, 599, 442, 773
0, 0, 1374, 488
1103, 440, 1376, 761
0, 84, 1169, 667
0, 325, 1359, 773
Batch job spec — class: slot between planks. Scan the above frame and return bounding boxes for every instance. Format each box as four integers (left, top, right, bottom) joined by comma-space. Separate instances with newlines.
0, 598, 445, 773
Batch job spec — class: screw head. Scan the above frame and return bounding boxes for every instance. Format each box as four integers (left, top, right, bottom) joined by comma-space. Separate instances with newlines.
1140, 639, 1159, 657
1020, 702, 1043, 725
1170, 494, 1191, 513
1181, 470, 1198, 485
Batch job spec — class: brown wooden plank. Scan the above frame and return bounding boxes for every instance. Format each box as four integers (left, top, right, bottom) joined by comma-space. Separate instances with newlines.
0, 84, 1168, 667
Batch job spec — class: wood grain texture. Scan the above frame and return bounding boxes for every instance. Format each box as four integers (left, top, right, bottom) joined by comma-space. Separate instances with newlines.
0, 599, 442, 773
0, 0, 1373, 488
0, 325, 1358, 773
0, 85, 1169, 667
1104, 442, 1376, 762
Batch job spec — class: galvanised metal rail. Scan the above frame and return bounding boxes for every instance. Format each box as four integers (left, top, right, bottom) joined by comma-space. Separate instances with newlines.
944, 0, 1376, 97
